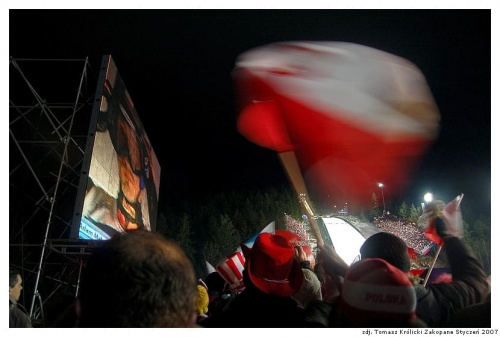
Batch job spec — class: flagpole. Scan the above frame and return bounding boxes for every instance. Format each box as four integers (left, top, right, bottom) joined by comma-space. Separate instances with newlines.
422, 193, 463, 287
277, 151, 324, 246
423, 245, 442, 287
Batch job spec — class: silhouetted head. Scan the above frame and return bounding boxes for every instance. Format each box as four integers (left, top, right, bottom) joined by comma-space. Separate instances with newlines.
360, 232, 411, 273
78, 231, 197, 327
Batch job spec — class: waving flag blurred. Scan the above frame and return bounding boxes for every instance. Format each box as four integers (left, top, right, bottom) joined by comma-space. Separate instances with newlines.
234, 42, 440, 208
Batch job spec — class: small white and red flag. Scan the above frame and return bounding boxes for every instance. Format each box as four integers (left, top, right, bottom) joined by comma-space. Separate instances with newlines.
424, 194, 464, 246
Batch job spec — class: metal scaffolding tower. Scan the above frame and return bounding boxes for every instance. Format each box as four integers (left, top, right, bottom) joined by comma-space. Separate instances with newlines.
9, 57, 101, 326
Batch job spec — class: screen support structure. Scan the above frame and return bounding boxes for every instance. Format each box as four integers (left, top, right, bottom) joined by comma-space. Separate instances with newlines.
9, 57, 99, 325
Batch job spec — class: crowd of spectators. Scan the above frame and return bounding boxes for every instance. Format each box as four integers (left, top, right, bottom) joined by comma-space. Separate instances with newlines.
372, 215, 433, 255
10, 211, 489, 328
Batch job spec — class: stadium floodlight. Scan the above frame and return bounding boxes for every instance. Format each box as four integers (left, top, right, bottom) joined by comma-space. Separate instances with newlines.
378, 183, 386, 215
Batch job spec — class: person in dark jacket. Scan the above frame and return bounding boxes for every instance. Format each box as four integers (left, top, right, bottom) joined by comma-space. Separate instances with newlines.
204, 271, 234, 316
444, 292, 491, 328
314, 214, 489, 327
411, 223, 489, 327
9, 267, 32, 328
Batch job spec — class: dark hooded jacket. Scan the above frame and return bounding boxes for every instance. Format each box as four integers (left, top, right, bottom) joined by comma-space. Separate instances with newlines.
413, 236, 489, 327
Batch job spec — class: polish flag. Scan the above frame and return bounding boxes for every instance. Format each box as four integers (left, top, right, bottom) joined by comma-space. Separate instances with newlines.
234, 42, 440, 209
424, 194, 464, 246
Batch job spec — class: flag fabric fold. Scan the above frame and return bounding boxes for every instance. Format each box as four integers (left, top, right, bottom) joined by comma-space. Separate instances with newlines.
205, 260, 217, 274
237, 100, 295, 152
236, 221, 276, 252
407, 247, 418, 260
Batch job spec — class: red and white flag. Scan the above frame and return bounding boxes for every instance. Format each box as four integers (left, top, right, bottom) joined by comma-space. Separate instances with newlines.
234, 42, 440, 208
216, 251, 246, 292
407, 247, 419, 260
424, 194, 464, 246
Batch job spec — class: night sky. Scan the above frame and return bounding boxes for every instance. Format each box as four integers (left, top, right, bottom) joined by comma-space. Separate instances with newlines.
8, 9, 492, 218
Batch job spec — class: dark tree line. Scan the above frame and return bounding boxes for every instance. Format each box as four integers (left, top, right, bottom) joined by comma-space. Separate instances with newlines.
156, 186, 302, 277
156, 187, 491, 277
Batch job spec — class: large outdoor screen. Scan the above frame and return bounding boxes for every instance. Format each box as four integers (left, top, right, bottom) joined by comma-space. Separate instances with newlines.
71, 55, 161, 240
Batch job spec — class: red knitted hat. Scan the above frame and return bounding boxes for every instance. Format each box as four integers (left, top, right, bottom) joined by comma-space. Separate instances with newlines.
340, 258, 417, 327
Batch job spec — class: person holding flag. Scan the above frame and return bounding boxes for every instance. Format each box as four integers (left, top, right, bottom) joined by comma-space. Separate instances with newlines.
313, 194, 490, 327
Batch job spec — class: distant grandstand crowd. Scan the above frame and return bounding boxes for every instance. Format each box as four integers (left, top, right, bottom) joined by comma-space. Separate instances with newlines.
339, 214, 433, 256
372, 215, 433, 255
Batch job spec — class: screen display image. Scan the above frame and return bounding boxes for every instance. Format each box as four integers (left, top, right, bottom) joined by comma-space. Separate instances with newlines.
73, 56, 161, 240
